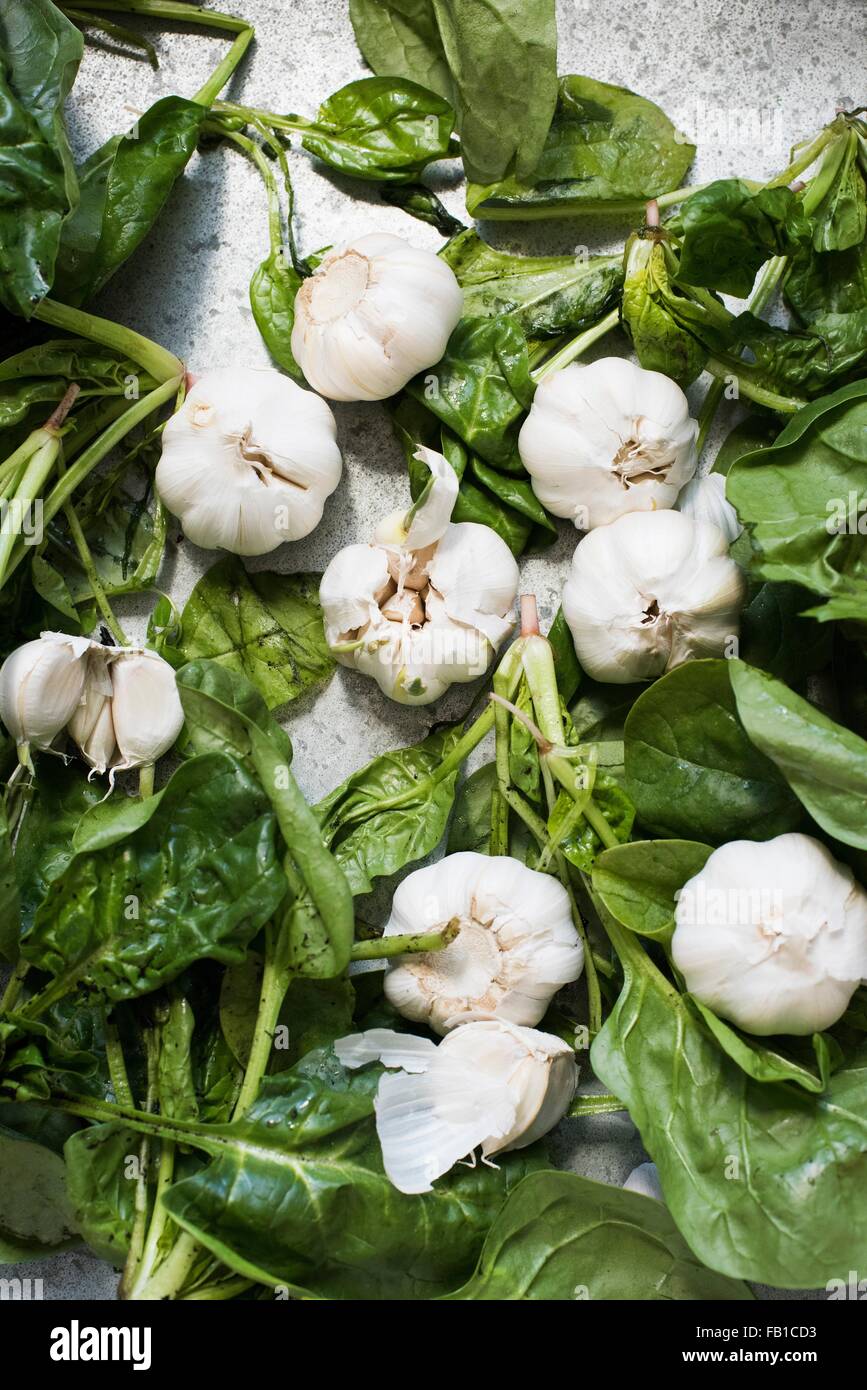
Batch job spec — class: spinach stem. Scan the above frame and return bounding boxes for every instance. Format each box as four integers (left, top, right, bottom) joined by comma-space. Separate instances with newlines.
58, 477, 129, 644
567, 1092, 626, 1117
350, 921, 459, 960
0, 436, 61, 589
193, 24, 254, 107
0, 958, 30, 1012
138, 764, 155, 799
704, 358, 806, 413
531, 307, 619, 382
33, 299, 183, 383
762, 124, 837, 189
66, 0, 249, 33
0, 433, 47, 499
102, 1010, 135, 1108
232, 922, 292, 1119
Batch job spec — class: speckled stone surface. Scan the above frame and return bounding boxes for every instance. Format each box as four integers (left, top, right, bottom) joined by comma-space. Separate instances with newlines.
6, 0, 865, 1299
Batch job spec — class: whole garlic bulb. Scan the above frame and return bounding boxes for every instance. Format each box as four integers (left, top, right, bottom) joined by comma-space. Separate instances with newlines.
0, 632, 90, 764
382, 851, 583, 1033
335, 1021, 577, 1194
518, 357, 698, 530
157, 367, 342, 556
672, 833, 867, 1036
291, 233, 463, 401
320, 446, 519, 704
562, 510, 746, 684
677, 471, 742, 543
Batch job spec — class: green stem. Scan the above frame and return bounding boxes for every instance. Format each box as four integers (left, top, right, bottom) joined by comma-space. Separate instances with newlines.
2, 376, 181, 585
0, 958, 30, 1012
567, 1092, 626, 1117
704, 358, 806, 414
232, 923, 292, 1119
762, 125, 837, 189
33, 299, 183, 383
66, 0, 249, 31
476, 182, 716, 223
102, 1011, 135, 1108
182, 1275, 254, 1301
532, 307, 619, 383
0, 433, 47, 499
119, 1036, 159, 1298
138, 764, 155, 800
0, 436, 60, 588
350, 922, 459, 960
59, 483, 129, 644
193, 23, 254, 106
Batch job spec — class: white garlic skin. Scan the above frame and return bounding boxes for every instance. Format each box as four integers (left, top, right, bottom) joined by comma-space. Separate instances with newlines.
0, 633, 89, 757
334, 1021, 577, 1194
157, 367, 342, 556
108, 649, 184, 771
291, 233, 463, 402
562, 510, 746, 684
382, 851, 583, 1033
518, 357, 698, 530
672, 833, 867, 1036
677, 471, 743, 543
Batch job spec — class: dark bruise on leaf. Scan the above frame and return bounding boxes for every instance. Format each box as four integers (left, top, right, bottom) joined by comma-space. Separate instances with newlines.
171, 556, 334, 712
20, 752, 286, 1007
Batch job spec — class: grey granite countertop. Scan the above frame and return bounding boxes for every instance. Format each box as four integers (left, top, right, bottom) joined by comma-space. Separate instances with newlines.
6, 0, 865, 1300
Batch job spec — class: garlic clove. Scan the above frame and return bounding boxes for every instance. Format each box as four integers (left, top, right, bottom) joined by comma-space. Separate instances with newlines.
68, 650, 117, 773
157, 367, 342, 556
334, 1030, 437, 1073
428, 522, 519, 646
291, 233, 463, 402
382, 852, 583, 1034
0, 632, 90, 762
677, 471, 743, 543
672, 832, 867, 1036
320, 544, 392, 649
108, 649, 184, 771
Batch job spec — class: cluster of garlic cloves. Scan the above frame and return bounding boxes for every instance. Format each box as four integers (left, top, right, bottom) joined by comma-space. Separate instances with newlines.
0, 632, 183, 777
320, 447, 519, 704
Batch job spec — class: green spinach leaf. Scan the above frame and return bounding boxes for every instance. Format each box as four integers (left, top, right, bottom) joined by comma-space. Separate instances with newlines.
301, 77, 455, 183
0, 1122, 79, 1262
592, 839, 713, 942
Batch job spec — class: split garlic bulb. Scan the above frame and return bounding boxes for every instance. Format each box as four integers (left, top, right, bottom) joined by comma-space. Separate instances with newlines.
156, 367, 342, 556
320, 446, 519, 704
562, 510, 746, 684
518, 357, 698, 530
0, 632, 90, 763
335, 1021, 577, 1194
672, 833, 867, 1036
382, 851, 583, 1033
291, 232, 463, 401
676, 471, 743, 543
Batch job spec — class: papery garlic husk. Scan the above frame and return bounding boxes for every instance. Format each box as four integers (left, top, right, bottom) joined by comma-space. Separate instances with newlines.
0, 632, 90, 763
320, 446, 519, 704
291, 232, 463, 401
335, 1021, 577, 1194
68, 644, 184, 775
624, 1162, 664, 1202
562, 510, 746, 684
672, 833, 867, 1036
157, 367, 342, 556
677, 471, 743, 543
382, 851, 583, 1033
68, 649, 117, 773
518, 357, 698, 529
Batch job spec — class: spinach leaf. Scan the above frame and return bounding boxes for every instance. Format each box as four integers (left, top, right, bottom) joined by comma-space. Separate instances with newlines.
380, 182, 463, 236
726, 379, 867, 615
466, 75, 694, 220
673, 180, 807, 297
442, 230, 622, 338
0, 1123, 79, 1262
688, 998, 833, 1095
592, 925, 867, 1286
249, 247, 304, 379
712, 414, 780, 475
729, 659, 867, 850
13, 757, 103, 931
739, 580, 832, 685
592, 839, 713, 942
164, 556, 333, 711
406, 315, 534, 472
64, 1122, 137, 1265
0, 1014, 96, 1102
21, 752, 286, 1008
807, 125, 866, 253
552, 772, 634, 870
301, 77, 455, 183
161, 1058, 541, 1299
447, 761, 495, 855
620, 230, 709, 386
220, 954, 354, 1069
623, 659, 801, 843
0, 0, 82, 315
549, 605, 581, 703
785, 237, 867, 324
349, 0, 453, 102
445, 1171, 752, 1300
53, 96, 206, 306
316, 724, 463, 894
710, 309, 867, 398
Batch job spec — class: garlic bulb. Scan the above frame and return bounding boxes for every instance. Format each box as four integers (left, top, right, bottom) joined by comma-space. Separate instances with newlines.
157, 367, 342, 556
672, 833, 867, 1036
335, 1021, 577, 1194
320, 446, 519, 704
677, 471, 743, 543
562, 510, 745, 683
518, 357, 698, 530
0, 632, 90, 764
291, 232, 463, 401
382, 851, 583, 1033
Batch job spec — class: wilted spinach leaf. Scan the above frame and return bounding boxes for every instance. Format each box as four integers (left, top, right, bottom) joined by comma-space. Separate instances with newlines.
673, 180, 807, 297
0, 1122, 79, 1262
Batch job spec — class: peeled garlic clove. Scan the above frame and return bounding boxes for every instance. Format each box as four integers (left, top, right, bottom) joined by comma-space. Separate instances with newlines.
68, 650, 117, 774
336, 1021, 577, 1193
677, 471, 743, 543
108, 649, 184, 771
291, 233, 463, 402
562, 510, 746, 684
672, 832, 867, 1036
518, 357, 698, 530
157, 367, 342, 556
0, 632, 90, 762
383, 851, 583, 1034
